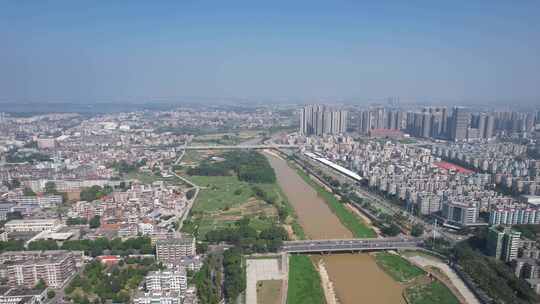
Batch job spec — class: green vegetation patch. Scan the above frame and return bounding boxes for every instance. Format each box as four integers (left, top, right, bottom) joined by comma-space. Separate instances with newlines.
194, 254, 222, 304
405, 281, 459, 304
287, 255, 325, 304
375, 253, 425, 283
294, 167, 376, 238
187, 150, 276, 183
191, 175, 256, 212
182, 150, 304, 242
127, 171, 182, 185
65, 258, 158, 303
454, 239, 539, 304
223, 248, 246, 302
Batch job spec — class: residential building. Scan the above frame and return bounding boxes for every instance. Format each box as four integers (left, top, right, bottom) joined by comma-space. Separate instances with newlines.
6, 253, 76, 288
486, 226, 505, 259
300, 105, 347, 135
502, 230, 522, 262
146, 270, 187, 293
450, 107, 470, 141
133, 291, 182, 304
4, 219, 61, 233
441, 200, 479, 227
156, 237, 196, 265
0, 287, 47, 304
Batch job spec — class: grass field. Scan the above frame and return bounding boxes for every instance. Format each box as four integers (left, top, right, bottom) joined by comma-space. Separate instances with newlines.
180, 150, 306, 240
257, 280, 282, 304
190, 175, 256, 212
375, 253, 425, 283
182, 174, 274, 238
294, 167, 376, 238
287, 255, 325, 304
405, 281, 459, 304
181, 150, 204, 164
127, 171, 183, 185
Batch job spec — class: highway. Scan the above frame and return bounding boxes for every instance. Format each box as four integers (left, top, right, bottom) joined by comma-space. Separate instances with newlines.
281, 237, 423, 253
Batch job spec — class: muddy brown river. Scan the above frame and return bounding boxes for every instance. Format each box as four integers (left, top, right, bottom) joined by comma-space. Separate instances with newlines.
266, 153, 404, 304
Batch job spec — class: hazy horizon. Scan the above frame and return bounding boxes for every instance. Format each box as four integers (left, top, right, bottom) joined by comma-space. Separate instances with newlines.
1, 1, 539, 105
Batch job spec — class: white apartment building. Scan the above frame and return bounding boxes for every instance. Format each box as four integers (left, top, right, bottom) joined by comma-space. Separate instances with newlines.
4, 219, 61, 233
133, 292, 181, 304
146, 270, 187, 293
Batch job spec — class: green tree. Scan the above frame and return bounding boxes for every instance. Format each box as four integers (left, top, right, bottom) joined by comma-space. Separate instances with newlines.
47, 290, 56, 299
89, 215, 101, 229
223, 248, 246, 301
382, 223, 401, 237
28, 240, 59, 251
23, 187, 36, 196
44, 181, 58, 194
66, 217, 87, 225
35, 278, 47, 290
411, 223, 424, 237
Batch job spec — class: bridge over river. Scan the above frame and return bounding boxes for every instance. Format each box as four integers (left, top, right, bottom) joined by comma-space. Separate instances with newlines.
281, 237, 423, 254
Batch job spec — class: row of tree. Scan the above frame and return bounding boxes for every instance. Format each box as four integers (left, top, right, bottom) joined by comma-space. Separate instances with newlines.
0, 236, 154, 257
194, 253, 222, 304
205, 218, 288, 253
223, 248, 246, 302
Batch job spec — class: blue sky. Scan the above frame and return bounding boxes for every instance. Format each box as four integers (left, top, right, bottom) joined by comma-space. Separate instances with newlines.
1, 1, 539, 104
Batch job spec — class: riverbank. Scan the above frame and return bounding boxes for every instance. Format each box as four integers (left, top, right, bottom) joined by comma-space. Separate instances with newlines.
292, 165, 376, 238
287, 255, 326, 304
316, 259, 338, 304
374, 252, 461, 304
266, 153, 407, 304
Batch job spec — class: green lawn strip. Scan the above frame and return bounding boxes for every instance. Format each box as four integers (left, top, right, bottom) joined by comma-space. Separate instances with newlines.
375, 253, 425, 283
287, 255, 326, 304
405, 281, 459, 304
294, 168, 376, 238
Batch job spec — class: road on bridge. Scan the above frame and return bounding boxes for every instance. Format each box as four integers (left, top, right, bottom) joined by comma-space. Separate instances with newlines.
281, 237, 423, 253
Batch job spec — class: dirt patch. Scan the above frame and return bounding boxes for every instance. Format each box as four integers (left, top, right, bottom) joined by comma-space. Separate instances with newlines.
283, 224, 296, 240
257, 280, 283, 304
316, 259, 339, 304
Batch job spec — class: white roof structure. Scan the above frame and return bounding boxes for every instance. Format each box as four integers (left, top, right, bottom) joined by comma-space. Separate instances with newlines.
304, 152, 362, 181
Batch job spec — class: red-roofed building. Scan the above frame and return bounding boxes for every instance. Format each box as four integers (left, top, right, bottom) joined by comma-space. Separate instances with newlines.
434, 161, 474, 174
97, 255, 121, 265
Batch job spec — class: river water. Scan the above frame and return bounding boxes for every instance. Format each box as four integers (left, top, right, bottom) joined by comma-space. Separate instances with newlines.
266, 153, 404, 304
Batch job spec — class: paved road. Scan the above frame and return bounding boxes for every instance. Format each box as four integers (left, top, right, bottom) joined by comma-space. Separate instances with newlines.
282, 237, 423, 253
408, 255, 481, 304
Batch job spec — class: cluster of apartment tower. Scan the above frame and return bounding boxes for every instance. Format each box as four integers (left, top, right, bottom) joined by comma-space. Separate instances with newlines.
300, 105, 348, 136
356, 106, 496, 141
